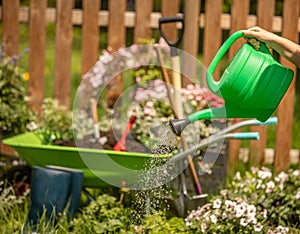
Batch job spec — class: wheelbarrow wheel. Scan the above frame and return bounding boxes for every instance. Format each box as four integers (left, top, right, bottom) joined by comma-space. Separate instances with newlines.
0, 165, 32, 196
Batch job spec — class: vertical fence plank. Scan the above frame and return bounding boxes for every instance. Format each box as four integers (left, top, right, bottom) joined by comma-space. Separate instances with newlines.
81, 0, 100, 75
28, 0, 47, 113
249, 0, 275, 166
106, 0, 126, 108
182, 0, 200, 86
108, 0, 126, 51
275, 0, 299, 172
203, 0, 223, 82
2, 0, 19, 56
54, 0, 74, 108
134, 0, 152, 43
161, 0, 180, 42
227, 0, 250, 173
229, 0, 250, 58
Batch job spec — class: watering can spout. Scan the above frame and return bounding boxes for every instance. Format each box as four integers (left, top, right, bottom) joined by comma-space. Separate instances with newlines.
169, 108, 226, 136
169, 118, 190, 136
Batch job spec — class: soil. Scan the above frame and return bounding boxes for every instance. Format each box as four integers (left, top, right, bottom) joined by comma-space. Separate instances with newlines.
54, 129, 152, 154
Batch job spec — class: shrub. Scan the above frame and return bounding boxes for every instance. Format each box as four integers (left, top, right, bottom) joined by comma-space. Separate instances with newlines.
138, 211, 191, 234
0, 47, 37, 138
71, 194, 132, 233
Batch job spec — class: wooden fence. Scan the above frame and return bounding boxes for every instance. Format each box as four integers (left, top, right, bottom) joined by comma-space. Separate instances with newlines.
0, 0, 299, 173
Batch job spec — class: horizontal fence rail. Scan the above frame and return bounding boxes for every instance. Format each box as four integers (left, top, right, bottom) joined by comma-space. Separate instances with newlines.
1, 6, 300, 32
0, 0, 299, 173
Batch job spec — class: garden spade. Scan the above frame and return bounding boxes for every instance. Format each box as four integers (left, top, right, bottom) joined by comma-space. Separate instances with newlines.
158, 16, 184, 118
158, 16, 203, 195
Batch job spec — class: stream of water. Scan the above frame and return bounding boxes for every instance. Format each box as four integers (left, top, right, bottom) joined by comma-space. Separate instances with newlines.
131, 122, 179, 225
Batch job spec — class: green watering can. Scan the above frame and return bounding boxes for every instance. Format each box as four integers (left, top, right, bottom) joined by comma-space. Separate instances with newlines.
170, 30, 294, 136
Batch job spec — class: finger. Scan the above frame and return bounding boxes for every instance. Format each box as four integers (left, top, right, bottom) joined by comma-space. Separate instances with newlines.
243, 29, 260, 37
246, 38, 260, 50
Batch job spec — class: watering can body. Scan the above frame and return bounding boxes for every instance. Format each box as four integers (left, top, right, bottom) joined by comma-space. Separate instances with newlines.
197, 30, 294, 122
171, 30, 294, 136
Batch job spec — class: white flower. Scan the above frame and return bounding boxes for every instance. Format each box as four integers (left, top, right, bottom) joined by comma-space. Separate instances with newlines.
210, 214, 217, 224
222, 211, 227, 219
275, 225, 289, 233
220, 189, 227, 197
203, 212, 210, 222
213, 199, 222, 209
275, 172, 288, 183
266, 181, 275, 193
235, 171, 241, 180
254, 223, 263, 232
247, 204, 257, 218
26, 121, 38, 131
201, 223, 207, 232
240, 218, 249, 227
295, 190, 300, 199
225, 200, 236, 210
293, 170, 300, 176
235, 202, 247, 218
248, 216, 257, 224
258, 170, 272, 179
256, 179, 265, 189
98, 136, 108, 145
251, 167, 259, 174
185, 221, 192, 227
202, 203, 211, 211
262, 209, 268, 218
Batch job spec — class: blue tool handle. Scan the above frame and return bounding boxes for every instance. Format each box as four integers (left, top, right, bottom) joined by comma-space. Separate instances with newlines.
233, 132, 260, 140
254, 116, 278, 126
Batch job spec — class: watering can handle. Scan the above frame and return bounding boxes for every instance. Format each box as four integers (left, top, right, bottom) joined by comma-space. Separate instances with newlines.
206, 30, 271, 93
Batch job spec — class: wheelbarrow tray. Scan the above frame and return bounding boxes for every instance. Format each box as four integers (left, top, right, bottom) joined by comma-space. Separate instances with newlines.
3, 131, 170, 188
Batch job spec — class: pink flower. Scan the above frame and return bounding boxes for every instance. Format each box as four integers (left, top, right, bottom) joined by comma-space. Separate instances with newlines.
144, 106, 157, 117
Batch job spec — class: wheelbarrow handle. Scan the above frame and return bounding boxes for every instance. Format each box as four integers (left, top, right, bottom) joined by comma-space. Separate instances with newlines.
159, 16, 184, 49
253, 116, 278, 126
230, 132, 260, 140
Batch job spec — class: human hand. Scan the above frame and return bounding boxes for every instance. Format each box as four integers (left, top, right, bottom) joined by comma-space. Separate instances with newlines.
243, 26, 277, 50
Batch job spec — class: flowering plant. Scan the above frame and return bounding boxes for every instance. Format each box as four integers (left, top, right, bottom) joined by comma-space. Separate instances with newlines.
0, 45, 37, 138
74, 43, 224, 152
185, 167, 300, 233
129, 78, 224, 149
